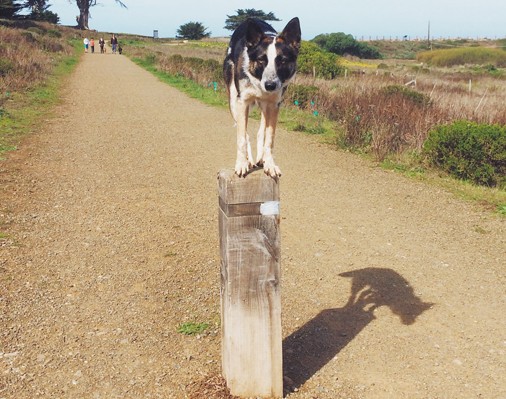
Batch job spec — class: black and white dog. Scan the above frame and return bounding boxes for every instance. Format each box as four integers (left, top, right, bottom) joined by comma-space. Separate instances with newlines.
223, 17, 301, 177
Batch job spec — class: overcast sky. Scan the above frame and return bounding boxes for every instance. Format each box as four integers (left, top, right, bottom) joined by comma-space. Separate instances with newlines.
49, 0, 506, 40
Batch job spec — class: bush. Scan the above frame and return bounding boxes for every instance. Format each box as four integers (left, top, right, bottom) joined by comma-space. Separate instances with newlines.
312, 32, 382, 59
0, 57, 13, 77
424, 121, 506, 188
285, 84, 319, 108
29, 10, 60, 24
297, 41, 343, 79
26, 26, 43, 36
47, 29, 62, 38
144, 53, 157, 65
381, 85, 431, 107
20, 31, 37, 43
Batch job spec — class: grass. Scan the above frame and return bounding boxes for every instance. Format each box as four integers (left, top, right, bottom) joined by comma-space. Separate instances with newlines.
417, 47, 506, 67
132, 56, 228, 108
278, 106, 337, 141
177, 321, 210, 336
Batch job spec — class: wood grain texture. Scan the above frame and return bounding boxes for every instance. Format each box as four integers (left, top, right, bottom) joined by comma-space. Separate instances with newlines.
218, 169, 282, 398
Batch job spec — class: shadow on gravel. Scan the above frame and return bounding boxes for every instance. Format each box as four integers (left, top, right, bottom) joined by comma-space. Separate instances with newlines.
283, 267, 433, 394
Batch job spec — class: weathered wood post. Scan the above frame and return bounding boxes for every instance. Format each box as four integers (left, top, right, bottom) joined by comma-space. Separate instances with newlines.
218, 169, 282, 398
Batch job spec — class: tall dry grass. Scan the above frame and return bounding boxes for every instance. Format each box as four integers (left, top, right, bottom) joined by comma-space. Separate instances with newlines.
417, 47, 506, 67
128, 46, 223, 88
0, 21, 75, 105
289, 69, 506, 159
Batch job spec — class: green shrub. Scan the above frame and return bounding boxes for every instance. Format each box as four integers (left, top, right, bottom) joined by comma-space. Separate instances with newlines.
47, 29, 62, 38
0, 57, 13, 77
285, 84, 319, 108
297, 41, 343, 79
26, 27, 43, 36
144, 53, 157, 65
381, 85, 431, 107
312, 32, 382, 59
424, 121, 506, 188
21, 31, 37, 43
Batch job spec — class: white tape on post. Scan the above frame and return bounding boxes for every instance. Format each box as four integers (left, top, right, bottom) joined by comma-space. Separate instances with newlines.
260, 201, 280, 216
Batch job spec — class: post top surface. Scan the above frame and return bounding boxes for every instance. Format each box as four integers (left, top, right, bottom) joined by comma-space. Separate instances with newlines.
218, 169, 280, 205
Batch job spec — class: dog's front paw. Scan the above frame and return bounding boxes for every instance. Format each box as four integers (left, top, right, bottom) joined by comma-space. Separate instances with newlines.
235, 159, 251, 177
263, 159, 282, 177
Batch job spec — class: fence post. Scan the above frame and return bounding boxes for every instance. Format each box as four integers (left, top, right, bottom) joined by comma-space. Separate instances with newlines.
218, 169, 282, 398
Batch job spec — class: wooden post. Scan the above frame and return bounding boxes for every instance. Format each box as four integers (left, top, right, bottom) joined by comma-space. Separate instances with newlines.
218, 169, 282, 398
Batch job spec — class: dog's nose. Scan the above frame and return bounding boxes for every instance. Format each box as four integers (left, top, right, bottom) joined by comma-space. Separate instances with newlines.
264, 81, 277, 91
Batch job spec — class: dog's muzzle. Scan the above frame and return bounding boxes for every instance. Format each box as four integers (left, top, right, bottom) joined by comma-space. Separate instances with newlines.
264, 81, 278, 92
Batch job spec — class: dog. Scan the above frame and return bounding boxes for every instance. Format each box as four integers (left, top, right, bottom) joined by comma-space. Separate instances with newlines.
223, 17, 301, 177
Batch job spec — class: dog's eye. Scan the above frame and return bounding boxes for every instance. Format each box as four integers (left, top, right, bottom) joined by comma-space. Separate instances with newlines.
257, 55, 268, 65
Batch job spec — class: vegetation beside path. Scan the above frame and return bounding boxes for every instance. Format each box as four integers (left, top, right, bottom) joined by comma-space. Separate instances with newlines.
1, 20, 504, 215
0, 20, 81, 156
125, 40, 506, 215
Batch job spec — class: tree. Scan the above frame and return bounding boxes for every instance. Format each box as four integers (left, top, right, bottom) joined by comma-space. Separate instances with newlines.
176, 21, 211, 40
23, 0, 59, 23
70, 0, 127, 30
224, 9, 280, 31
0, 0, 23, 19
24, 0, 46, 13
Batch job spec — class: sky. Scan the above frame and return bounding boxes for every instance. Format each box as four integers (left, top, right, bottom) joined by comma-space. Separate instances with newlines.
48, 0, 506, 40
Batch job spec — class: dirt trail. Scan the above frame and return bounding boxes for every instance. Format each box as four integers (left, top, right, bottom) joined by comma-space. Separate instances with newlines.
1, 52, 505, 399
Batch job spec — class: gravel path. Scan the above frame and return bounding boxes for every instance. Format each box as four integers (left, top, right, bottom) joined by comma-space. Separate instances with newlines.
1, 51, 505, 399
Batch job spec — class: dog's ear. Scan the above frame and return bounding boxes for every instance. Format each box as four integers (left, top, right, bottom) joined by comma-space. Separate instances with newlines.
278, 17, 301, 52
245, 18, 265, 49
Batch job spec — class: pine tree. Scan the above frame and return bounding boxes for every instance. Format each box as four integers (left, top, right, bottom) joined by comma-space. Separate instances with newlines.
0, 0, 23, 19
176, 21, 211, 40
224, 9, 280, 31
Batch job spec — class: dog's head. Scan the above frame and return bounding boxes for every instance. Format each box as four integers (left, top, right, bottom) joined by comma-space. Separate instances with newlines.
245, 17, 301, 93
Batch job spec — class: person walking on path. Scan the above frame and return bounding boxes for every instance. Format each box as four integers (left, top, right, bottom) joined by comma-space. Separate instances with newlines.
83, 37, 89, 53
111, 34, 118, 54
99, 37, 105, 53
90, 38, 95, 54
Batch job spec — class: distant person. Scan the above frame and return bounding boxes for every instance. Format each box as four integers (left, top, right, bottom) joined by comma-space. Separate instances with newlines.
90, 38, 95, 53
99, 37, 105, 53
83, 37, 89, 53
111, 34, 118, 54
